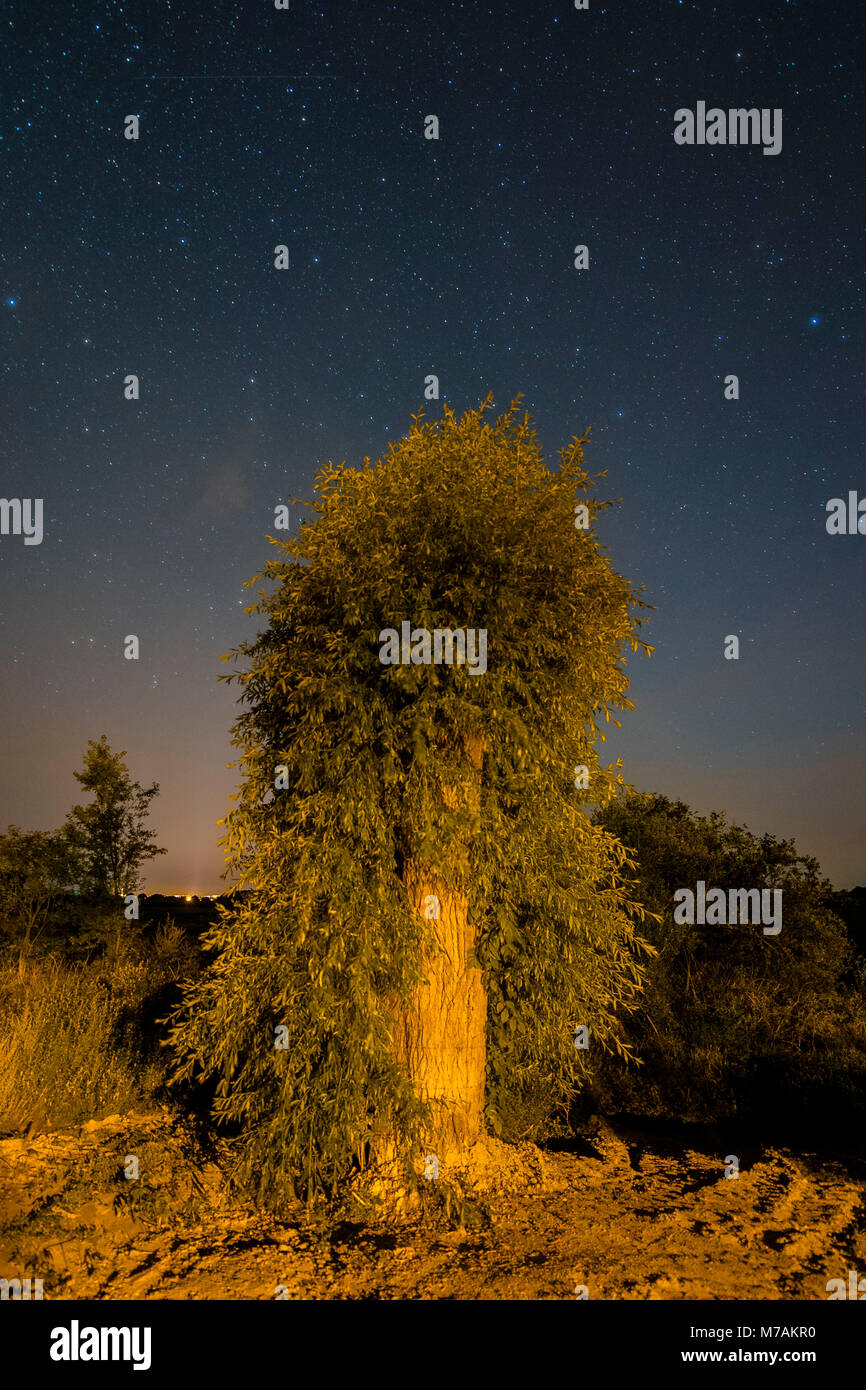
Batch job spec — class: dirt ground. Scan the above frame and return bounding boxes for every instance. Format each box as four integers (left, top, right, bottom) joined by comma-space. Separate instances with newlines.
1, 1108, 864, 1300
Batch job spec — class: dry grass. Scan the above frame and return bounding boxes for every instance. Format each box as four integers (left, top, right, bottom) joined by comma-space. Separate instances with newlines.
0, 957, 165, 1135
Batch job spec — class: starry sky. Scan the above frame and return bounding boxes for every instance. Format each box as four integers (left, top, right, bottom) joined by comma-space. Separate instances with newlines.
1, 0, 863, 892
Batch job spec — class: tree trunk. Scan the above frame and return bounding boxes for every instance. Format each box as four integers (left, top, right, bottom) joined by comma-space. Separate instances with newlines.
395, 859, 487, 1158
388, 733, 487, 1166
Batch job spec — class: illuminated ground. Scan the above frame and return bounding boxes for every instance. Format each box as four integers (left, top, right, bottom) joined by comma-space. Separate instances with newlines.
1, 1111, 863, 1301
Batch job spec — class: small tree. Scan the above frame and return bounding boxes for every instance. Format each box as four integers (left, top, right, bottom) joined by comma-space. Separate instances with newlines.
168, 395, 656, 1205
0, 826, 76, 974
63, 736, 166, 897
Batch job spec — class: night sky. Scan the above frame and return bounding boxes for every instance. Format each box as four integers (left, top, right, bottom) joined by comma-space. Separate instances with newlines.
1, 1, 863, 893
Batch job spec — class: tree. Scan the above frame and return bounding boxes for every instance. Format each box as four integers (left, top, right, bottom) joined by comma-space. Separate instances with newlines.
591, 793, 860, 1124
63, 736, 166, 897
168, 395, 655, 1205
0, 826, 76, 974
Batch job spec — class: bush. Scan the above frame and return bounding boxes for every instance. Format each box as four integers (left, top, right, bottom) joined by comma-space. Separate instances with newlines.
589, 793, 866, 1136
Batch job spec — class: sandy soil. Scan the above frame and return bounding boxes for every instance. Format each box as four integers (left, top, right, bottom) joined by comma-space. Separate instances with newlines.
1, 1109, 864, 1300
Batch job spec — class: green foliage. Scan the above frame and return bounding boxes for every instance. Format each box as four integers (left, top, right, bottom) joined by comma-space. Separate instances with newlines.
591, 793, 866, 1124
167, 396, 655, 1202
479, 809, 658, 1141
63, 735, 166, 897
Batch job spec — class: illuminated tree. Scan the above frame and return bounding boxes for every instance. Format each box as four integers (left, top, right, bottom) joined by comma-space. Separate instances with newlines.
168, 395, 655, 1205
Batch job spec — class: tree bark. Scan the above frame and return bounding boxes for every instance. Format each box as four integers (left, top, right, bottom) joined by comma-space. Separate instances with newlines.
390, 732, 487, 1163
